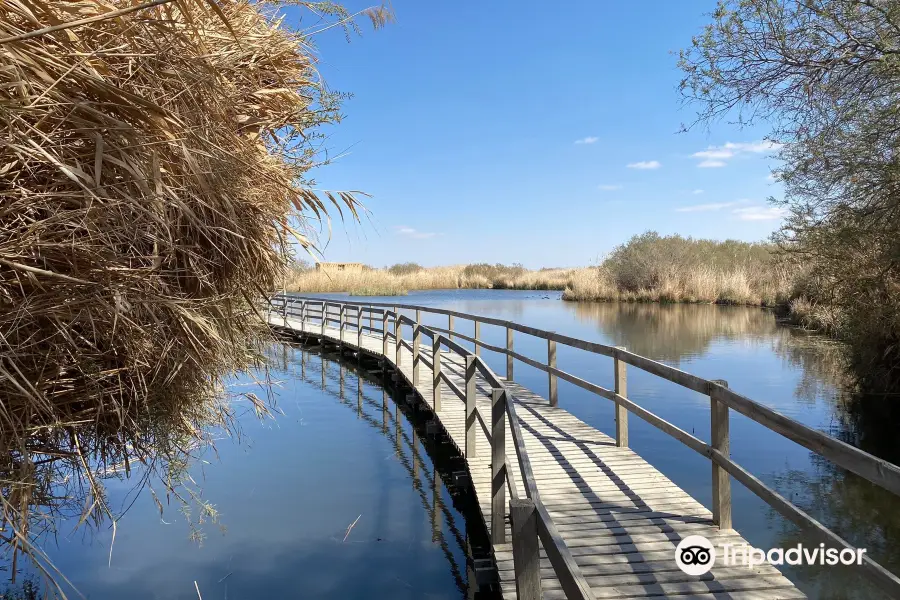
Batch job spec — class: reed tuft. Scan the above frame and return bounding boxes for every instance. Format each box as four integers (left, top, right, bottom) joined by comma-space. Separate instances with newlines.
0, 0, 370, 587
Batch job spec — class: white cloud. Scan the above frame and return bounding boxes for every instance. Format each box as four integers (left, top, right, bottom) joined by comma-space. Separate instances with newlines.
676, 201, 741, 212
395, 226, 440, 239
698, 159, 727, 168
627, 160, 661, 170
692, 189, 705, 195
732, 206, 787, 221
692, 149, 734, 160
597, 184, 623, 191
691, 140, 782, 168
724, 141, 783, 153
575, 136, 598, 145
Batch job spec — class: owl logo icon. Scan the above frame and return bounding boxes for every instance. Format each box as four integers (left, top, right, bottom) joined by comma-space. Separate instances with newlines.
675, 535, 716, 575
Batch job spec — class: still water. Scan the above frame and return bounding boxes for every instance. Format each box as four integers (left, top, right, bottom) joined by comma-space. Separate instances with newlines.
19, 290, 900, 599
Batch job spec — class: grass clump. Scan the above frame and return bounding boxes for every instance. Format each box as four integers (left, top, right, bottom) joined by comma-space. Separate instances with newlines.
387, 262, 425, 276
0, 0, 383, 590
562, 232, 792, 306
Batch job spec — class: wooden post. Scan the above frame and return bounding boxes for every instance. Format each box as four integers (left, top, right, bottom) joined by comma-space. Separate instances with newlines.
614, 346, 628, 448
433, 336, 442, 412
356, 306, 363, 352
548, 339, 558, 407
474, 320, 481, 357
382, 311, 389, 358
339, 303, 345, 351
465, 355, 477, 458
395, 314, 402, 369
711, 379, 732, 530
299, 300, 305, 327
506, 326, 514, 381
448, 314, 454, 341
510, 498, 541, 600
491, 387, 506, 543
413, 319, 421, 386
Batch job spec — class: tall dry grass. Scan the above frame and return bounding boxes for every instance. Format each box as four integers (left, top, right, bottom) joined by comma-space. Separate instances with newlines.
562, 233, 793, 306
0, 0, 386, 589
287, 264, 575, 295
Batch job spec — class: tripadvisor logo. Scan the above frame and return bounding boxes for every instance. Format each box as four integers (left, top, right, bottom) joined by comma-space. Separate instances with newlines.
675, 536, 716, 575
675, 535, 868, 575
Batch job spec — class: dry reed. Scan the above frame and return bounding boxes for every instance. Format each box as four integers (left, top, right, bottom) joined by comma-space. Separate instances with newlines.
0, 0, 383, 589
287, 265, 575, 295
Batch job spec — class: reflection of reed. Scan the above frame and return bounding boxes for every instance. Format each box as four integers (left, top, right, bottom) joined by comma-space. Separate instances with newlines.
283, 344, 477, 597
769, 331, 854, 407
568, 302, 779, 362
771, 463, 900, 600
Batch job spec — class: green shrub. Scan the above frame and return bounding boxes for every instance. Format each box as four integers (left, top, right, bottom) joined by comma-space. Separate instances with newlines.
388, 262, 425, 276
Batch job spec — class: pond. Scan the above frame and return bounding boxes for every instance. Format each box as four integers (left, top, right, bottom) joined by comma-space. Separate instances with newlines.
13, 290, 899, 600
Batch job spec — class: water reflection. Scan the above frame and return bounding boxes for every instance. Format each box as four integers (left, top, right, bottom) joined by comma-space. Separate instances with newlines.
8, 340, 494, 600
268, 341, 496, 599
569, 301, 779, 362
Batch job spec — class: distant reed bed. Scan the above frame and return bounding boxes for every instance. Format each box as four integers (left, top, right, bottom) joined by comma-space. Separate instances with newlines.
286, 263, 574, 295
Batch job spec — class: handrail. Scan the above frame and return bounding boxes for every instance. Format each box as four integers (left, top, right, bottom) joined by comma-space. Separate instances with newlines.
274, 294, 900, 496
271, 294, 900, 597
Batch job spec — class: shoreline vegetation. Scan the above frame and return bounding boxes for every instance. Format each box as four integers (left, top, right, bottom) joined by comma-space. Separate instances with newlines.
289, 231, 844, 358
291, 232, 809, 310
287, 262, 574, 296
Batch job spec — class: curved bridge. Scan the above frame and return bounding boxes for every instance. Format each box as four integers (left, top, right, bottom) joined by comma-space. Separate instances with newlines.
270, 295, 900, 600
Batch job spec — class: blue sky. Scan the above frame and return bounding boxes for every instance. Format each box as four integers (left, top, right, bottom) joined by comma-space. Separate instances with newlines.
290, 1, 783, 268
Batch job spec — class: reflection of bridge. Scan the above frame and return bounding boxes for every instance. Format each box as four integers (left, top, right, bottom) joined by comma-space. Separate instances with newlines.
276, 343, 480, 596
270, 296, 900, 600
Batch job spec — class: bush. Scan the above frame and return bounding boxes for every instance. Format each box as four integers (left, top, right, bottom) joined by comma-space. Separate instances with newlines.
388, 262, 425, 275
564, 232, 790, 305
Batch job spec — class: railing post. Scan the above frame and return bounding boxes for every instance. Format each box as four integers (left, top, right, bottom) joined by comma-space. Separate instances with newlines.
474, 320, 481, 357
491, 387, 506, 543
711, 379, 732, 530
465, 355, 477, 458
382, 311, 389, 358
448, 314, 454, 341
433, 336, 442, 412
510, 498, 541, 600
320, 301, 325, 336
548, 339, 558, 407
299, 299, 305, 326
506, 326, 514, 381
395, 313, 402, 368
339, 303, 345, 351
356, 306, 363, 352
614, 346, 628, 448
413, 316, 421, 386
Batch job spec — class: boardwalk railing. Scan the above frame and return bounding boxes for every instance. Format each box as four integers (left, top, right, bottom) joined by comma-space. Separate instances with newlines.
271, 294, 900, 597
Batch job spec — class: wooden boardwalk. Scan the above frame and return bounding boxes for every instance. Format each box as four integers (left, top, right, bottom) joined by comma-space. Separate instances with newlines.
271, 314, 806, 600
